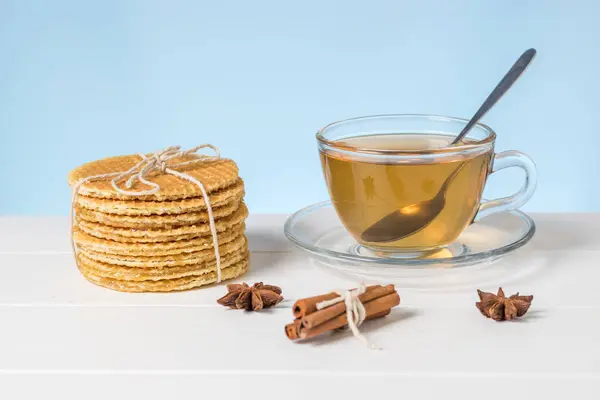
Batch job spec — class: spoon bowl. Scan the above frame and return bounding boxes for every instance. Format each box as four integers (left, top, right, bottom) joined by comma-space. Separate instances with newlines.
361, 164, 463, 243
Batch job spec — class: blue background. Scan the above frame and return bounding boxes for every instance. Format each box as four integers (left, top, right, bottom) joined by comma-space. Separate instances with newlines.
1, 0, 598, 215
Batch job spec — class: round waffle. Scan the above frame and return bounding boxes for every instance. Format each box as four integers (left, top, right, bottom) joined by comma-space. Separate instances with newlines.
75, 179, 245, 216
78, 248, 249, 281
78, 232, 247, 268
73, 222, 245, 256
78, 256, 249, 292
76, 196, 243, 229
68, 154, 239, 201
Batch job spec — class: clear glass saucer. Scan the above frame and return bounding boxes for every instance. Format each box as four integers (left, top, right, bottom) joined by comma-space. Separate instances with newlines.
284, 201, 537, 288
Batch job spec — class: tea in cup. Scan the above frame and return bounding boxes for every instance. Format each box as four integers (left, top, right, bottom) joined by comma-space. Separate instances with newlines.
317, 114, 537, 255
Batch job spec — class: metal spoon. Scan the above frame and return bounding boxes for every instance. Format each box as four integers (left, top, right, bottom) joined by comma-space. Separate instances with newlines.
361, 48, 537, 243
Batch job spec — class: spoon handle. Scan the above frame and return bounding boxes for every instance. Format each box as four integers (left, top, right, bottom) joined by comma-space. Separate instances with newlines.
451, 48, 537, 145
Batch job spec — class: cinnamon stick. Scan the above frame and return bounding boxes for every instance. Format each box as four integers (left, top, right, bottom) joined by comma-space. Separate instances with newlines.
286, 310, 390, 340
368, 309, 391, 320
297, 292, 400, 340
284, 319, 302, 340
292, 292, 338, 318
292, 285, 381, 318
301, 284, 396, 330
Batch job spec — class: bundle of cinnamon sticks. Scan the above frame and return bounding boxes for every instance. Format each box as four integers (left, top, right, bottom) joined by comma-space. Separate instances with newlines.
285, 284, 400, 341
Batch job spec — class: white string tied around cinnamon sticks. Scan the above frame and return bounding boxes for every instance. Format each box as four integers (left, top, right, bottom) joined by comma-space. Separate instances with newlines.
316, 282, 380, 350
70, 145, 223, 282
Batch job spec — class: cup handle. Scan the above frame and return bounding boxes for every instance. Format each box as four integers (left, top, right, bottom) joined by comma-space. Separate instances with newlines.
474, 150, 538, 221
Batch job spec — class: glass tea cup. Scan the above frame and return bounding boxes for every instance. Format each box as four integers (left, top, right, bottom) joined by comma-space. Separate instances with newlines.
317, 114, 537, 257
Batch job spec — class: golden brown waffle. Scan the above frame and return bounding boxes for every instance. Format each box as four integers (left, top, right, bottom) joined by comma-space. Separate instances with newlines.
79, 249, 249, 281
75, 180, 245, 215
79, 234, 247, 267
68, 154, 240, 201
76, 203, 248, 243
74, 222, 245, 256
78, 257, 249, 292
79, 229, 203, 243
76, 196, 243, 229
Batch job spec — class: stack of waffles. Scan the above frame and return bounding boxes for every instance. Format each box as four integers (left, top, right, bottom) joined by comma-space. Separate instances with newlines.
68, 152, 249, 292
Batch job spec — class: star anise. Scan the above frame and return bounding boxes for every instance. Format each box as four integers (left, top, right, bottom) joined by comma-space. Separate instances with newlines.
217, 282, 283, 311
476, 287, 533, 321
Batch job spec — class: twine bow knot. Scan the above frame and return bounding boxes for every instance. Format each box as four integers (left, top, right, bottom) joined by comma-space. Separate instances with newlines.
316, 283, 380, 350
109, 145, 220, 196
70, 144, 224, 282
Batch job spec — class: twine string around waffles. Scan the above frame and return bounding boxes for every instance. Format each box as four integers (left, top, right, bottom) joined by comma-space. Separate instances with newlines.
70, 145, 223, 282
316, 282, 380, 350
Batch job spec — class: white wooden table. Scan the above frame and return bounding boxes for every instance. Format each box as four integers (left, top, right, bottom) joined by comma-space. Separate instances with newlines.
0, 214, 599, 400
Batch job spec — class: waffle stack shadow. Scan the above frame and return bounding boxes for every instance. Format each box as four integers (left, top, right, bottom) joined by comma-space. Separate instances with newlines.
68, 154, 250, 292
